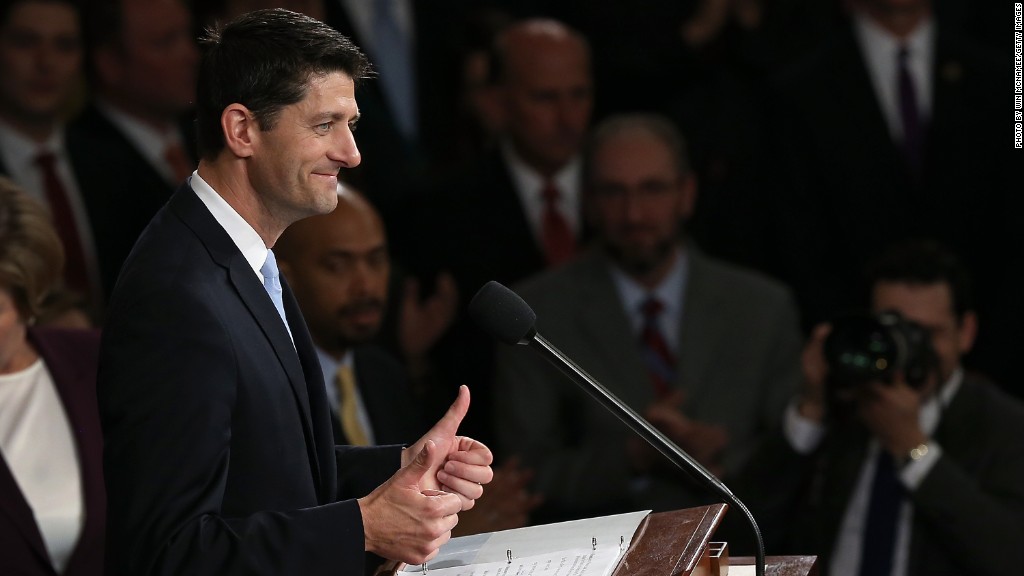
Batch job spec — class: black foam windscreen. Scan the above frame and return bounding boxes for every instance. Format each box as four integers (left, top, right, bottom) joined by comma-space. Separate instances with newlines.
468, 281, 537, 345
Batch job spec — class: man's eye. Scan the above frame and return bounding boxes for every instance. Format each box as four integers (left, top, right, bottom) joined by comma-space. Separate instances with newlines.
314, 122, 332, 133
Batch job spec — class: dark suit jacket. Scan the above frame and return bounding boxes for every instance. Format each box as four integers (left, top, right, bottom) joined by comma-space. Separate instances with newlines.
742, 374, 1024, 576
327, 346, 424, 446
770, 18, 1010, 330
98, 183, 402, 575
65, 104, 198, 303
0, 328, 105, 576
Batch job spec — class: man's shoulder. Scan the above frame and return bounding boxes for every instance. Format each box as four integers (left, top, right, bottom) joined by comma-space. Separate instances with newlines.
692, 249, 795, 305
512, 251, 606, 304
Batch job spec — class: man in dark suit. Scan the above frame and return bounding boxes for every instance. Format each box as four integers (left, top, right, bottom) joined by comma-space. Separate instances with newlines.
97, 10, 493, 575
67, 0, 200, 302
769, 0, 1014, 389
0, 0, 103, 309
744, 240, 1024, 576
494, 113, 803, 525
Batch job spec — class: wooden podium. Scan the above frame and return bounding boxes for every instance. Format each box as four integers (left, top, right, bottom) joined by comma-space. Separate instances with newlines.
613, 504, 818, 576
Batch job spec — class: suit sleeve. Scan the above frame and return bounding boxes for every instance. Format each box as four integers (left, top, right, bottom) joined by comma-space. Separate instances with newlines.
909, 395, 1024, 576
99, 280, 369, 576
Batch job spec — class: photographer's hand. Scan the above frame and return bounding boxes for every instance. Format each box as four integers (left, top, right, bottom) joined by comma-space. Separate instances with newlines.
797, 323, 831, 422
858, 375, 929, 459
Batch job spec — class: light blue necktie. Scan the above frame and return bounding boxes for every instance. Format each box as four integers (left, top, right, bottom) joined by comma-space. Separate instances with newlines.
372, 0, 417, 142
261, 250, 293, 341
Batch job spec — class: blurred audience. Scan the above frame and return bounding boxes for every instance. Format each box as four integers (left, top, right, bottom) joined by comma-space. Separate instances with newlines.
67, 0, 199, 306
0, 176, 105, 575
768, 0, 1014, 391
742, 239, 1024, 576
276, 186, 540, 536
0, 0, 100, 313
400, 16, 595, 452
494, 113, 802, 525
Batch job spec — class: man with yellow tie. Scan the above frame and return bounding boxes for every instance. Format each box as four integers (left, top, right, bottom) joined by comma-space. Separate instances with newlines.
276, 186, 433, 446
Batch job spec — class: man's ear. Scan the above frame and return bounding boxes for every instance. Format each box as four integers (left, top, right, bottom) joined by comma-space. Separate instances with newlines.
221, 104, 257, 158
679, 174, 698, 220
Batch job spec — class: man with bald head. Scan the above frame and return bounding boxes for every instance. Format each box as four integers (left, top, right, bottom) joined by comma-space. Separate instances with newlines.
276, 188, 423, 447
406, 18, 595, 449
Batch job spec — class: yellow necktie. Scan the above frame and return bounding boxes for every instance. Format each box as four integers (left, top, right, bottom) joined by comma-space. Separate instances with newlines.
335, 365, 370, 446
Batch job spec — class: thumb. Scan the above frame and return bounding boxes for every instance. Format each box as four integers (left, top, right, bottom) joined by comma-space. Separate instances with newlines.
434, 385, 470, 436
396, 440, 438, 488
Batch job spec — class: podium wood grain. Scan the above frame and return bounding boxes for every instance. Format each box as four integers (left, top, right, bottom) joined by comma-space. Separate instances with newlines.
613, 504, 727, 576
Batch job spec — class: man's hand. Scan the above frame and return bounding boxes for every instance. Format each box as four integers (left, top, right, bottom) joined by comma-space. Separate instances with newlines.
857, 375, 929, 459
453, 456, 543, 536
403, 385, 494, 510
631, 391, 729, 477
398, 273, 459, 364
797, 323, 832, 422
358, 441, 463, 564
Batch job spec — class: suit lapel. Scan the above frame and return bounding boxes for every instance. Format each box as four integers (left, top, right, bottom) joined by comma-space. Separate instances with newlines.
675, 248, 716, 400
569, 252, 652, 409
0, 455, 50, 567
170, 187, 324, 493
29, 329, 106, 574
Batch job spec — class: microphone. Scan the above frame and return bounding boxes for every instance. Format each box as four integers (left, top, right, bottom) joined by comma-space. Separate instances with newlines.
469, 281, 766, 576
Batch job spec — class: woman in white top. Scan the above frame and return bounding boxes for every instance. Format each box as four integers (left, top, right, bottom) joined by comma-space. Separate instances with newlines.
0, 176, 105, 576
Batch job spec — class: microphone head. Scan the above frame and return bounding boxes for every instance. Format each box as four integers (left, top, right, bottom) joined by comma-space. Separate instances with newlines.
469, 281, 537, 345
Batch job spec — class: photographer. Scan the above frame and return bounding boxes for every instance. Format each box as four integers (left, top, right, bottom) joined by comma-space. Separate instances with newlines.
744, 239, 1024, 576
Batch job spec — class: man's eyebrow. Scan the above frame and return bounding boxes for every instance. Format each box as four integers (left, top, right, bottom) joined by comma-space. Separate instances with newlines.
310, 111, 361, 124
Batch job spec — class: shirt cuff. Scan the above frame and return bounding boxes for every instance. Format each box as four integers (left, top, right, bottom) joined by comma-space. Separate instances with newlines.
899, 441, 942, 490
783, 399, 825, 455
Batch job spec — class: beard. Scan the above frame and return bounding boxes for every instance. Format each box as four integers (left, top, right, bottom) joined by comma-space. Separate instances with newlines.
603, 235, 678, 279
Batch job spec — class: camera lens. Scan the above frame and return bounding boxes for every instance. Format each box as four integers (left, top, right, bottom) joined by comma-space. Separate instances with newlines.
824, 314, 901, 388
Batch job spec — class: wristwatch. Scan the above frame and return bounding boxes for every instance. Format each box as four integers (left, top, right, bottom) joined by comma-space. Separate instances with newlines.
902, 442, 930, 468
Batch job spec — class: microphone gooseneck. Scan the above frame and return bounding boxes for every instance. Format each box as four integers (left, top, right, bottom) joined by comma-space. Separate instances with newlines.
470, 281, 766, 576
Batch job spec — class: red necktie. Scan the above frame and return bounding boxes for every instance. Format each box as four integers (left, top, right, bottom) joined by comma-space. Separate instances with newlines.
540, 181, 575, 266
640, 297, 676, 399
34, 151, 90, 297
164, 141, 193, 183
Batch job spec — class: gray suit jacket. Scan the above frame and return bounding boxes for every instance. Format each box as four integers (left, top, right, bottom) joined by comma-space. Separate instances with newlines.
494, 245, 802, 518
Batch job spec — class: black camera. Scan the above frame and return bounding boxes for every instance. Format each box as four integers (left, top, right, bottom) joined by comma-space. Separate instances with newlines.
823, 310, 937, 391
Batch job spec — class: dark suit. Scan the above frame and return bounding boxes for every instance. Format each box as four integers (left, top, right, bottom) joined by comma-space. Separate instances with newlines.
325, 346, 424, 446
98, 183, 402, 575
0, 328, 105, 576
494, 245, 803, 521
743, 374, 1024, 576
65, 104, 198, 302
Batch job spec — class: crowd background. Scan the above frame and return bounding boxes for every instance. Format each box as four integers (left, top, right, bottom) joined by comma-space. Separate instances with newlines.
0, 0, 1018, 574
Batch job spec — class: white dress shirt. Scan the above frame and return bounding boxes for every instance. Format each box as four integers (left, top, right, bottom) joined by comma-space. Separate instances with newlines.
0, 359, 84, 573
502, 142, 583, 247
852, 12, 935, 142
608, 247, 689, 355
0, 121, 102, 295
